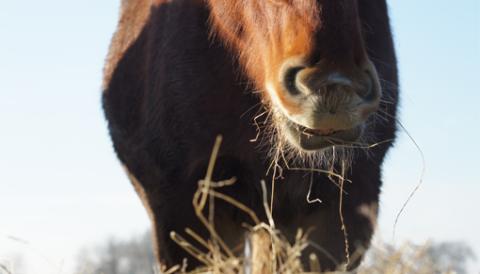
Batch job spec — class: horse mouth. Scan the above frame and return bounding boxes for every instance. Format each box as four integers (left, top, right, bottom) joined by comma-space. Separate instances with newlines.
283, 120, 364, 151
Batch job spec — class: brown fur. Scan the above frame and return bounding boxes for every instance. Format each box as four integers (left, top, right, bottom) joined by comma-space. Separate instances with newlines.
208, 0, 320, 114
103, 0, 153, 90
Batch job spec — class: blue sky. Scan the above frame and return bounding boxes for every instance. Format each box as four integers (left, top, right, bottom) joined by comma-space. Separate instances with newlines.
0, 0, 479, 273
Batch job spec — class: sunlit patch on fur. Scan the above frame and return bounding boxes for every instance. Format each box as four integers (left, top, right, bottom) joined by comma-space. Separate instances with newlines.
265, 82, 300, 121
103, 0, 153, 91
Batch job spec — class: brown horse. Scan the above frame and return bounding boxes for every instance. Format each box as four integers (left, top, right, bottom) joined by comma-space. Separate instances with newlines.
102, 0, 398, 271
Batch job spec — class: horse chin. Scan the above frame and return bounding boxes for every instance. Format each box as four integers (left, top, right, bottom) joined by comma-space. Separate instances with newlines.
281, 118, 364, 152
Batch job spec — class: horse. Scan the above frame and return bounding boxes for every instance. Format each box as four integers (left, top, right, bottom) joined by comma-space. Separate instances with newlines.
102, 0, 398, 271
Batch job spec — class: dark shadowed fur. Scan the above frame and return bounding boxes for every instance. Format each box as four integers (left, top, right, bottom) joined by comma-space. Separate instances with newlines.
102, 0, 398, 271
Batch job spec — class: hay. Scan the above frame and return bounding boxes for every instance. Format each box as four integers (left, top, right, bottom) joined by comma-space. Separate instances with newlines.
159, 136, 449, 274
163, 136, 309, 273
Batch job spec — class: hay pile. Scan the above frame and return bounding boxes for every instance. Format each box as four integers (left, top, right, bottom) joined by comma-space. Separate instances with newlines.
159, 137, 454, 274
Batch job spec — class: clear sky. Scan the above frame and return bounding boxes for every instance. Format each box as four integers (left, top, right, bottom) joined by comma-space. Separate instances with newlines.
0, 0, 479, 273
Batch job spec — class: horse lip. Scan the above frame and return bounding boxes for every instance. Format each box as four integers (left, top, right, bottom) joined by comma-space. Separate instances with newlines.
300, 126, 341, 137
284, 121, 363, 151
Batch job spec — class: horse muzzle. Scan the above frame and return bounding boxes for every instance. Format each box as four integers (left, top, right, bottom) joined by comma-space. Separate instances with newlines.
271, 59, 381, 151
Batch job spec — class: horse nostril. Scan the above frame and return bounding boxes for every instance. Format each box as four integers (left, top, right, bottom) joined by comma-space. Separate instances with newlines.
311, 72, 354, 96
283, 66, 305, 95
326, 72, 353, 87
356, 72, 376, 101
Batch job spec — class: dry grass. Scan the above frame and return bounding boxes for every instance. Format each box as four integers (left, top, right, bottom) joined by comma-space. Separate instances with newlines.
358, 242, 458, 274
0, 264, 12, 274
157, 136, 455, 274
0, 131, 457, 274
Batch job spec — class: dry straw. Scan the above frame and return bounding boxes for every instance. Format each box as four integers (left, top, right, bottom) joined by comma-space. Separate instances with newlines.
160, 136, 448, 274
